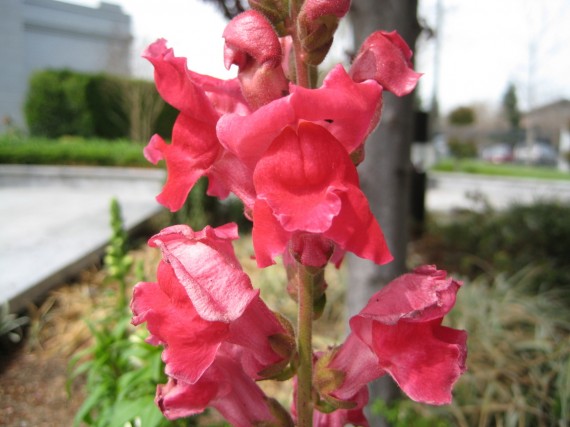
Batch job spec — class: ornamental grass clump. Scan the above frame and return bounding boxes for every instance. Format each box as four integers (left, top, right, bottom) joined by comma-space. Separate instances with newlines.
130, 1, 467, 425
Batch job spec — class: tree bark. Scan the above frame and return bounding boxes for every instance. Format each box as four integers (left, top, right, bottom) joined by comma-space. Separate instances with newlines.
347, 1, 421, 425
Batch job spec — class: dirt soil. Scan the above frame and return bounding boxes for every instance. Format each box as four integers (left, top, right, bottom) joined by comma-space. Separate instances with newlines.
0, 267, 104, 426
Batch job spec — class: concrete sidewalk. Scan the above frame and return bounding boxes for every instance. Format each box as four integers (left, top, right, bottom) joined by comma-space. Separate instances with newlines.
0, 165, 166, 313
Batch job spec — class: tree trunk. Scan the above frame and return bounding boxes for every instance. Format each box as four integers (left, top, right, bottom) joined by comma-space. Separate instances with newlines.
347, 1, 421, 425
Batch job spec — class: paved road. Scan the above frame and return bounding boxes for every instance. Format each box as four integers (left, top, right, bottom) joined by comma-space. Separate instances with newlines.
426, 172, 570, 211
2, 166, 570, 313
0, 165, 165, 313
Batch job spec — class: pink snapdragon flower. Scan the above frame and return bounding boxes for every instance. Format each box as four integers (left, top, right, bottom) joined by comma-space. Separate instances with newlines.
143, 39, 256, 211
252, 122, 392, 268
131, 224, 293, 392
156, 352, 288, 425
321, 266, 467, 405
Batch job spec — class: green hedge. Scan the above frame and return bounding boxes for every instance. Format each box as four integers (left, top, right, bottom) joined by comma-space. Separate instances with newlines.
0, 136, 148, 167
24, 69, 177, 142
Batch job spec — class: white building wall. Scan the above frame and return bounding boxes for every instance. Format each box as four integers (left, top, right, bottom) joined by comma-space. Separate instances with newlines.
0, 0, 131, 133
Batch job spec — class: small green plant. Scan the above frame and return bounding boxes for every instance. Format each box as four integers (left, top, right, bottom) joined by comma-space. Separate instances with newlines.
0, 302, 29, 344
68, 199, 191, 427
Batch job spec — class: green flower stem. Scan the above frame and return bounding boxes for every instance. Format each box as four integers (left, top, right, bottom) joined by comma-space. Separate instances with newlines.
296, 264, 317, 427
289, 0, 311, 89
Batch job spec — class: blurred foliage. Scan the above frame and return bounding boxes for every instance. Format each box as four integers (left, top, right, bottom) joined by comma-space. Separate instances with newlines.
502, 82, 521, 130
24, 69, 176, 141
448, 106, 476, 126
420, 200, 570, 297
447, 137, 478, 159
25, 70, 93, 138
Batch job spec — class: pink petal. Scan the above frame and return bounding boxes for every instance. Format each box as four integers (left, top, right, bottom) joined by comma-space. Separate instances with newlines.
226, 297, 291, 378
313, 387, 369, 427
131, 273, 228, 384
368, 318, 467, 405
149, 224, 258, 322
326, 185, 393, 266
251, 122, 392, 267
156, 377, 217, 420
157, 354, 277, 425
144, 38, 218, 123
144, 38, 249, 118
217, 95, 295, 169
356, 265, 462, 325
350, 31, 422, 97
327, 333, 385, 401
254, 124, 344, 233
252, 199, 290, 267
289, 65, 383, 154
147, 115, 220, 212
218, 66, 382, 167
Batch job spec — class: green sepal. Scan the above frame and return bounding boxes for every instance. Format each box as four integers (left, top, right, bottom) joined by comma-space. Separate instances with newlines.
248, 0, 290, 36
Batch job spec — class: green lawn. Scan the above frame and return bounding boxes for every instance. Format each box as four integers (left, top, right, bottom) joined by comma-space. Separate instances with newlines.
433, 158, 570, 181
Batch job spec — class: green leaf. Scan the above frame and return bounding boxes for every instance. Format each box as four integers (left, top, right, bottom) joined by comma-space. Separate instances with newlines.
73, 384, 108, 427
109, 396, 161, 427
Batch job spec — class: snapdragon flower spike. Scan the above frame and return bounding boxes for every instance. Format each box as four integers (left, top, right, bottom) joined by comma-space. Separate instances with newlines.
217, 64, 382, 169
252, 122, 392, 268
143, 39, 255, 211
223, 10, 289, 110
325, 265, 467, 405
350, 30, 422, 97
156, 353, 290, 425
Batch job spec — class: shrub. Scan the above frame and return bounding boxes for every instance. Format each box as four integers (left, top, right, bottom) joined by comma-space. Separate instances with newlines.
24, 69, 176, 141
420, 200, 570, 296
447, 137, 478, 159
25, 69, 93, 138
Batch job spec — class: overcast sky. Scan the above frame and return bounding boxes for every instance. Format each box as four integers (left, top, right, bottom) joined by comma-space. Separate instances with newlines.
70, 0, 570, 114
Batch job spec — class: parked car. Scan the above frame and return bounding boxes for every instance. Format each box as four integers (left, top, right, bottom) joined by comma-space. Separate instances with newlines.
513, 142, 558, 166
481, 143, 514, 163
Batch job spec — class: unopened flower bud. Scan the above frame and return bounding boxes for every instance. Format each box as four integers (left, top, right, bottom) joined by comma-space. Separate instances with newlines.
224, 10, 289, 109
297, 0, 351, 65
